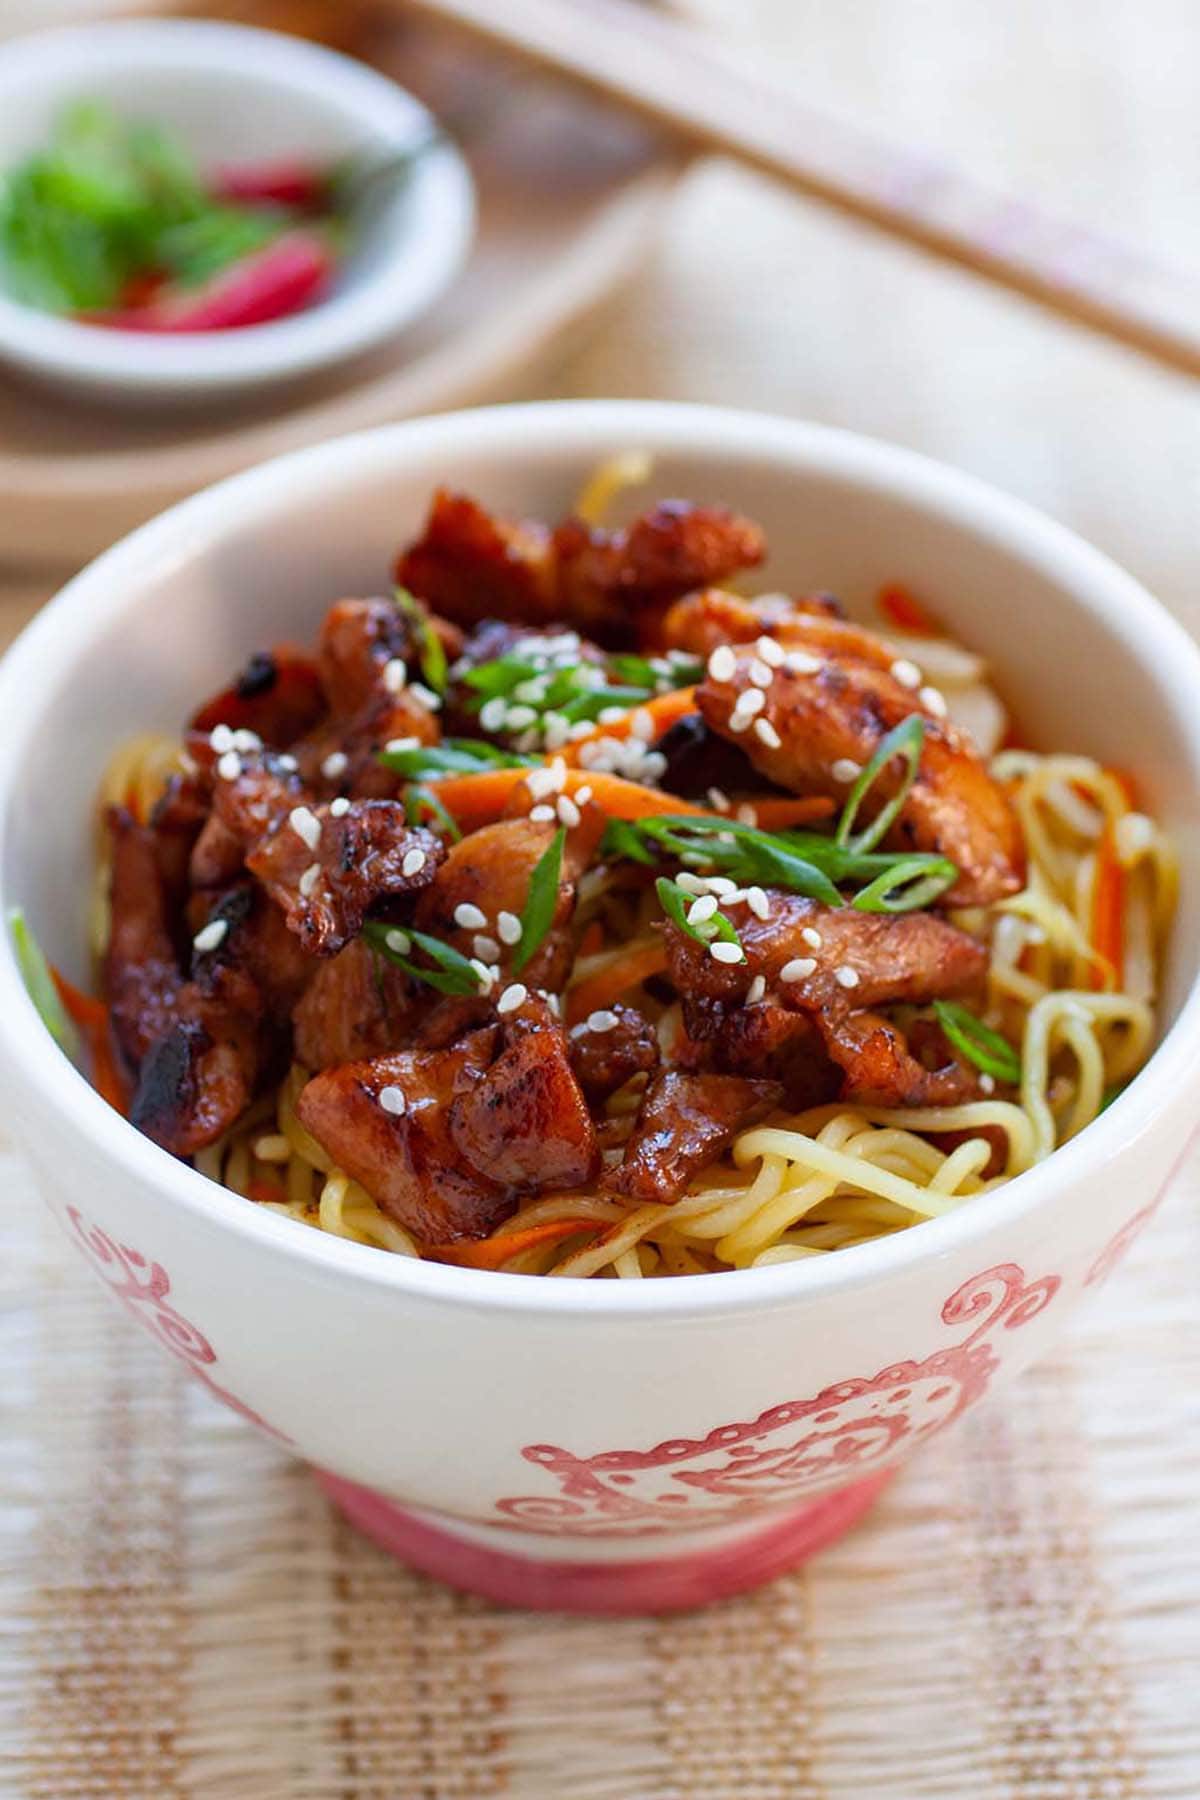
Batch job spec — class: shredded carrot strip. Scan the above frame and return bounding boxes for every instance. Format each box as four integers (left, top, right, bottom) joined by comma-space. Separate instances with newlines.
1090, 823, 1125, 991
742, 795, 836, 830
434, 767, 718, 834
248, 1179, 288, 1206
566, 941, 669, 1025
556, 687, 697, 766
878, 583, 940, 635
1108, 767, 1139, 808
428, 1217, 601, 1270
52, 970, 130, 1113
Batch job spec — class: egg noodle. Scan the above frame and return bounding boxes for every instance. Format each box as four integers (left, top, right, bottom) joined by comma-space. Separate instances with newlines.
94, 724, 1173, 1278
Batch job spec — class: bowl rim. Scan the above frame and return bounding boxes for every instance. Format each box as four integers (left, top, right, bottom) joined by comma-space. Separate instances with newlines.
2, 397, 1198, 1317
0, 17, 476, 394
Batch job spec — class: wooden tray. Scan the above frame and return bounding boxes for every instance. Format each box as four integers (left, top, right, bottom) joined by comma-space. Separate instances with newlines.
0, 0, 688, 569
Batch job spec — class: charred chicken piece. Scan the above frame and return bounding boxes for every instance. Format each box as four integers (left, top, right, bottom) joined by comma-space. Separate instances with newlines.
567, 1002, 660, 1106
292, 938, 418, 1072
604, 1068, 782, 1205
190, 645, 327, 748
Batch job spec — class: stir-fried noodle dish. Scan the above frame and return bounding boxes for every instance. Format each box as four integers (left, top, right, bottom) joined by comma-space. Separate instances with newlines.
38, 467, 1174, 1276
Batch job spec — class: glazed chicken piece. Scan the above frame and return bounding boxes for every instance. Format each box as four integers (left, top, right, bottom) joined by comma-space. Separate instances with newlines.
297, 998, 598, 1240
106, 806, 187, 1068
190, 645, 327, 748
292, 939, 418, 1071
294, 597, 442, 798
663, 587, 903, 673
681, 997, 838, 1110
696, 647, 1023, 906
567, 1002, 660, 1105
396, 489, 766, 646
414, 816, 589, 992
604, 1068, 782, 1204
664, 894, 987, 1108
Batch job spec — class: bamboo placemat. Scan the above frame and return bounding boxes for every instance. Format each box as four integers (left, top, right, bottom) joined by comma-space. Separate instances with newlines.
2, 1134, 1197, 1799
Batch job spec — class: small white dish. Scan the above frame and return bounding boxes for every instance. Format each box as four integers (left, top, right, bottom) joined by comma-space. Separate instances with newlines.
0, 19, 476, 405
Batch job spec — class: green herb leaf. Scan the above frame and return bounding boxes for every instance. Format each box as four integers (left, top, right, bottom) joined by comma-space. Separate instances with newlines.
394, 587, 448, 695
9, 907, 78, 1055
600, 817, 659, 866
836, 716, 926, 854
631, 816, 843, 908
655, 876, 743, 955
933, 1001, 1022, 1086
362, 921, 482, 996
379, 739, 537, 779
404, 784, 462, 841
461, 654, 542, 698
851, 855, 958, 913
513, 827, 566, 973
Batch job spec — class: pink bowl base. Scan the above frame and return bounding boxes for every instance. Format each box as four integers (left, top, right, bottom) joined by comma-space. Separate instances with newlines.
314, 1468, 894, 1615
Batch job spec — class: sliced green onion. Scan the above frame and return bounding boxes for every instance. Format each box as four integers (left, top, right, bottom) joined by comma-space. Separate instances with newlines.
933, 1000, 1022, 1085
405, 784, 462, 841
600, 817, 658, 866
836, 715, 926, 854
362, 921, 482, 996
378, 740, 537, 778
512, 827, 566, 974
461, 655, 542, 698
656, 876, 743, 956
9, 907, 78, 1055
394, 586, 448, 695
851, 855, 958, 913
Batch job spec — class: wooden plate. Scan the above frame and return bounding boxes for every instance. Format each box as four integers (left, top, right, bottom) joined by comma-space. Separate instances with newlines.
0, 0, 688, 568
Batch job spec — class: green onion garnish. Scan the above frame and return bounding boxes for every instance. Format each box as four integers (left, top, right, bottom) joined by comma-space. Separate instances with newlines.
836, 716, 926, 854
512, 827, 566, 974
851, 855, 958, 913
932, 1001, 1021, 1086
378, 739, 538, 779
394, 587, 448, 696
362, 921, 482, 996
404, 784, 462, 841
9, 907, 78, 1055
656, 876, 744, 957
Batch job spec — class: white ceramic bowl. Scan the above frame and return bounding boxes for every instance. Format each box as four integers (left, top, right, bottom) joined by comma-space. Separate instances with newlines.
1, 401, 1197, 1615
0, 20, 475, 404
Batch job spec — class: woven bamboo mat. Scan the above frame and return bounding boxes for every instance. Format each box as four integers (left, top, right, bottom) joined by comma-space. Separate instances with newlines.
2, 1134, 1197, 1800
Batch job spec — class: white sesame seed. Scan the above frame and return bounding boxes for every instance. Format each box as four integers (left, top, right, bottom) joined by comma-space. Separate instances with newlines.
890, 657, 922, 689
835, 964, 860, 989
726, 709, 750, 734
402, 848, 427, 877
785, 649, 822, 674
748, 658, 774, 689
979, 1073, 997, 1095
474, 934, 501, 964
598, 706, 628, 726
801, 926, 823, 949
289, 805, 321, 852
504, 704, 537, 731
710, 940, 746, 965
479, 697, 509, 733
193, 918, 228, 954
497, 982, 528, 1016
495, 911, 522, 946
216, 750, 242, 781
780, 957, 817, 982
529, 803, 556, 823
385, 736, 419, 754
704, 876, 738, 898
545, 758, 568, 792
736, 802, 758, 824
754, 719, 782, 749
707, 786, 731, 813
330, 796, 351, 818
832, 758, 862, 784
746, 886, 770, 920
708, 645, 737, 682
687, 894, 719, 925
746, 974, 767, 1003
513, 677, 549, 704
298, 862, 322, 898
209, 723, 235, 753
675, 872, 708, 895
639, 751, 667, 781
568, 721, 595, 741
544, 992, 562, 1018
919, 685, 948, 718
382, 658, 407, 693
378, 1085, 407, 1116
385, 928, 411, 955
756, 636, 785, 668
411, 682, 442, 711
586, 1009, 619, 1033
524, 766, 556, 801
469, 958, 496, 991
556, 795, 581, 828
574, 784, 593, 807
542, 713, 570, 750
733, 687, 765, 719
322, 750, 348, 780
232, 729, 261, 753
275, 753, 299, 772
454, 902, 488, 931
630, 708, 655, 742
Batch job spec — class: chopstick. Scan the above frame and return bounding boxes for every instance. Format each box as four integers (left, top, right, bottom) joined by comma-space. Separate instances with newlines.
396, 0, 1200, 382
